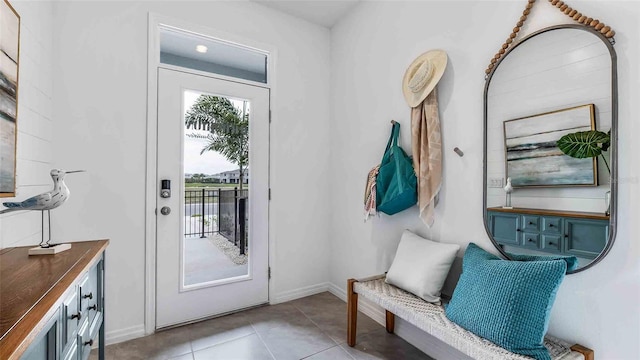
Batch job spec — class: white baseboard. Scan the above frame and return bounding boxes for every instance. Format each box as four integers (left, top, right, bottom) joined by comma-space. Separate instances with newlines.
395, 320, 473, 360
353, 296, 385, 326
105, 324, 146, 345
327, 282, 346, 301
270, 282, 330, 304
106, 283, 329, 345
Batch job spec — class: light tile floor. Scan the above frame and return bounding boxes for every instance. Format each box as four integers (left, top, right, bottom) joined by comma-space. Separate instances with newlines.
91, 292, 433, 360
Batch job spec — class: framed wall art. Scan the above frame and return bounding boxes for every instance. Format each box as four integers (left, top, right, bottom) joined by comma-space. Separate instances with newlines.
0, 0, 19, 197
503, 104, 597, 188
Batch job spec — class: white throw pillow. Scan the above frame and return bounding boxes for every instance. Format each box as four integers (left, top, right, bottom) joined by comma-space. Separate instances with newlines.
385, 230, 460, 304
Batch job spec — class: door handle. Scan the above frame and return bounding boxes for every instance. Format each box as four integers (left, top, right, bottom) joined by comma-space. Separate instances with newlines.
160, 206, 171, 215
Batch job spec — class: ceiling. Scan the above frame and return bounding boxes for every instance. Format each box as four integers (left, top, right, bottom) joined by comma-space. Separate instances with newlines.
252, 0, 360, 28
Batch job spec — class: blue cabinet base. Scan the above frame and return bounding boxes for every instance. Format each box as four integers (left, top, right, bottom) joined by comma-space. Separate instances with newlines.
487, 208, 609, 260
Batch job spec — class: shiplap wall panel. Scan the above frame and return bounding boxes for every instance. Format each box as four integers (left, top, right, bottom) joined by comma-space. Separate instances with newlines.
0, 1, 54, 249
486, 27, 613, 212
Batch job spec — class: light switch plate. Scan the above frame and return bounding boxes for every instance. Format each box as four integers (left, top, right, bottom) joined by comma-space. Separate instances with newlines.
488, 178, 504, 188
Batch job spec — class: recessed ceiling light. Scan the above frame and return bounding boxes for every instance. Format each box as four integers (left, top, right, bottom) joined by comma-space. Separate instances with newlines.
196, 45, 208, 53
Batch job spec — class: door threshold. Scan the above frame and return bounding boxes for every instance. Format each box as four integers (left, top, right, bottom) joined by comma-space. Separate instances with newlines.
155, 302, 269, 332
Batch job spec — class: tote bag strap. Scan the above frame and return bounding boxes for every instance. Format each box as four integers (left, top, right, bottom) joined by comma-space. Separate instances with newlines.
381, 122, 401, 164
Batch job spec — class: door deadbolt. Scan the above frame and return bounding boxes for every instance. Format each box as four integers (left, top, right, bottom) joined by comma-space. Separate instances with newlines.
160, 206, 171, 215
160, 179, 171, 198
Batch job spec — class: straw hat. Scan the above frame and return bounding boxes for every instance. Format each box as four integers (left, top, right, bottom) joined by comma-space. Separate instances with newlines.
402, 50, 448, 108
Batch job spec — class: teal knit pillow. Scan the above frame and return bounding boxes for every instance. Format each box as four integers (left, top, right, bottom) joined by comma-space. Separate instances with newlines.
444, 243, 577, 360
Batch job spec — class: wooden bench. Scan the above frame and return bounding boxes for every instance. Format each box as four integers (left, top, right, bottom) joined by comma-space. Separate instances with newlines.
347, 275, 594, 360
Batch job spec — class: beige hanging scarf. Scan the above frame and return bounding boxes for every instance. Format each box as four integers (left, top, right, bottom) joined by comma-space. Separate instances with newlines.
402, 50, 447, 226
411, 88, 442, 226
363, 164, 380, 221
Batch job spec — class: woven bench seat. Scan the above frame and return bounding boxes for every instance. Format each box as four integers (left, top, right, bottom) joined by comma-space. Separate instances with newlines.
347, 275, 593, 360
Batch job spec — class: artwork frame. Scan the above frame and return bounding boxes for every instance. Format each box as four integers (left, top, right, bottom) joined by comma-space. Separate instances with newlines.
0, 0, 20, 198
503, 104, 598, 188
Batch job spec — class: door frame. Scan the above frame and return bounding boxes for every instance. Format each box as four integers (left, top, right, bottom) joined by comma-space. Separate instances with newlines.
145, 13, 277, 335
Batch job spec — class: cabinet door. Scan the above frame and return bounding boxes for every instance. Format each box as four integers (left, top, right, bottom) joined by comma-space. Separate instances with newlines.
565, 219, 609, 259
488, 212, 520, 245
20, 309, 58, 360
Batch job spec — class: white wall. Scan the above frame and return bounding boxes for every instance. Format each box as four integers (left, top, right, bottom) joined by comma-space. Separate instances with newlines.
329, 1, 639, 359
51, 1, 331, 342
0, 1, 54, 249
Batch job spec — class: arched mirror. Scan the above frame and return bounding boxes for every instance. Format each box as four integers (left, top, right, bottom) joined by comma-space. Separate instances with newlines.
483, 24, 617, 273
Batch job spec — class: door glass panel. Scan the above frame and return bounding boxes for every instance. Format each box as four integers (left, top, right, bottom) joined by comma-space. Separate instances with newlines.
182, 89, 250, 287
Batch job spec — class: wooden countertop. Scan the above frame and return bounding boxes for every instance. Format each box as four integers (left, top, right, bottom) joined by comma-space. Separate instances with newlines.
0, 239, 109, 360
487, 207, 609, 220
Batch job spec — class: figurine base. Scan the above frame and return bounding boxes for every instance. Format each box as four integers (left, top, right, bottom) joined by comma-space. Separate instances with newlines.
28, 243, 72, 255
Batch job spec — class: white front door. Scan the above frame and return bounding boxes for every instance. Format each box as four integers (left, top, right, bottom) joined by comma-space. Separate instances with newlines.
156, 68, 269, 328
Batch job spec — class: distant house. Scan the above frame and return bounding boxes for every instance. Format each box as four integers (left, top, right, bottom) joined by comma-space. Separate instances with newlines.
212, 169, 249, 184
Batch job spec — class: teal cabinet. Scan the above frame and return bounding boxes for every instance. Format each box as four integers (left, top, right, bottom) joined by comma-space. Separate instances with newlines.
20, 255, 105, 360
487, 208, 609, 259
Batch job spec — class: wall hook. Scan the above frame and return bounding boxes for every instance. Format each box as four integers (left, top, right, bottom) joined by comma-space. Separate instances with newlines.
453, 147, 464, 157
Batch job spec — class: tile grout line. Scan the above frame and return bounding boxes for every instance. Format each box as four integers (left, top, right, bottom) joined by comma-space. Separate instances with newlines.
291, 297, 380, 347
190, 331, 257, 354
188, 329, 195, 360
250, 322, 278, 360
292, 302, 340, 345
292, 302, 356, 360
299, 344, 356, 360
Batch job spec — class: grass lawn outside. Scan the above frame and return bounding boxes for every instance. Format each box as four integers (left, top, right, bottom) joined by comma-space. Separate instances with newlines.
185, 182, 248, 189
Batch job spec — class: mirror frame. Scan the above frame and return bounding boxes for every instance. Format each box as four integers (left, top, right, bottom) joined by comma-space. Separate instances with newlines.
482, 24, 618, 274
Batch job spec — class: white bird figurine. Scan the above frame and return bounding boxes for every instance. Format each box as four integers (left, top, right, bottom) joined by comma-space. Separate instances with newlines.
503, 177, 513, 194
503, 177, 513, 208
1, 169, 85, 248
0, 169, 85, 214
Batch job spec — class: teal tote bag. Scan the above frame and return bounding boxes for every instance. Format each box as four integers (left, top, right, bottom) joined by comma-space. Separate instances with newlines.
376, 122, 418, 215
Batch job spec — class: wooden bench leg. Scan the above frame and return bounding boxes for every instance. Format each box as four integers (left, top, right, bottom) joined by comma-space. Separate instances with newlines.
385, 310, 395, 334
347, 279, 358, 347
570, 344, 594, 360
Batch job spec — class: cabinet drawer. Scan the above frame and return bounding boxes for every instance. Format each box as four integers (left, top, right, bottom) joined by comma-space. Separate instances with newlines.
62, 289, 79, 352
78, 275, 91, 318
542, 217, 562, 234
522, 233, 540, 249
79, 266, 99, 321
77, 319, 92, 360
522, 215, 539, 232
62, 340, 78, 360
77, 313, 102, 360
542, 234, 562, 252
86, 263, 100, 325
